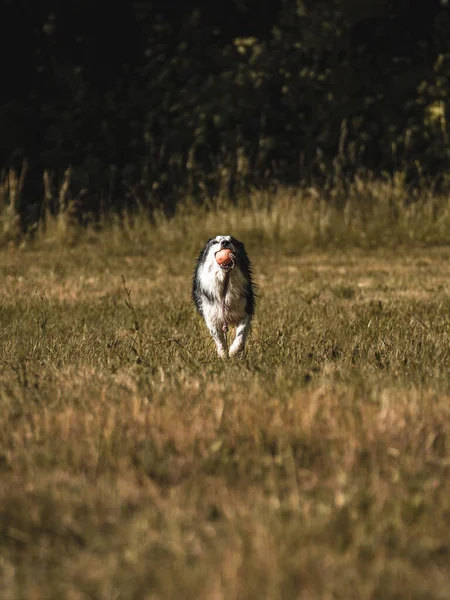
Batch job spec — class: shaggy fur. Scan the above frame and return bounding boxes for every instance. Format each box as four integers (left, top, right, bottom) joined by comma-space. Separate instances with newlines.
192, 235, 255, 358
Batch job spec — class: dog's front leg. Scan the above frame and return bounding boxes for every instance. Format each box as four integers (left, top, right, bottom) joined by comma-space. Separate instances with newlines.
209, 325, 228, 358
229, 316, 251, 358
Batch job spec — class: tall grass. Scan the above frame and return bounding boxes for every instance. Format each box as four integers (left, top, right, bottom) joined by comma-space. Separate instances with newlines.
1, 164, 450, 250
0, 160, 27, 241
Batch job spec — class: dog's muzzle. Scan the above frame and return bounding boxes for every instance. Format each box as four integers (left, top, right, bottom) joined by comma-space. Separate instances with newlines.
220, 262, 234, 272
215, 251, 236, 272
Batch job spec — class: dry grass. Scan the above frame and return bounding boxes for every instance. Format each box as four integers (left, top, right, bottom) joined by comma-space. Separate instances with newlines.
1, 194, 450, 599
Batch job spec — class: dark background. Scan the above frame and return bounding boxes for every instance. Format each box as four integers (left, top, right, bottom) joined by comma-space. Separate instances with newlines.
1, 0, 449, 218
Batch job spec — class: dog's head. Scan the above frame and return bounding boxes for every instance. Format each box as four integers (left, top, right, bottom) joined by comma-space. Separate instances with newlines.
198, 235, 249, 273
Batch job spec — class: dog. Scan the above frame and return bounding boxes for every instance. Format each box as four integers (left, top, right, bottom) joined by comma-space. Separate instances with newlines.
192, 235, 255, 358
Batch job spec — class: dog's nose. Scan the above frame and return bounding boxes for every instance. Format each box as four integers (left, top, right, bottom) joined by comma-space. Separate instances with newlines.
220, 239, 230, 249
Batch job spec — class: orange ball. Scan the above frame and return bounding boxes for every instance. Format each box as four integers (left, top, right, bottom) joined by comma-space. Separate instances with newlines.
215, 248, 234, 266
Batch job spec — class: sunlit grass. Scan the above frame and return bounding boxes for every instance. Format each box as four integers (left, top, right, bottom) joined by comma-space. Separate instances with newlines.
0, 190, 450, 598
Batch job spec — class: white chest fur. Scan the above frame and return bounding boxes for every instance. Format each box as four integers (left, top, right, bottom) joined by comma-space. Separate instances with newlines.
199, 262, 247, 327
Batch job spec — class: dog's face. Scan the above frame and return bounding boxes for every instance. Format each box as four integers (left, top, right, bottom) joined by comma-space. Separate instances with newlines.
202, 235, 238, 272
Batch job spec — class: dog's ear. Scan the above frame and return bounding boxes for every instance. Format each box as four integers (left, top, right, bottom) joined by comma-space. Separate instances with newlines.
230, 237, 245, 255
195, 238, 215, 265
230, 237, 250, 267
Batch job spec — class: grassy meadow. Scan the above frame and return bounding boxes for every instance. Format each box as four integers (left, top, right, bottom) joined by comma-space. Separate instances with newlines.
1, 182, 450, 599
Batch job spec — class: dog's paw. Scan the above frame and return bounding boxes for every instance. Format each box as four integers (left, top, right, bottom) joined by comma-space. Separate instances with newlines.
229, 344, 244, 358
217, 347, 229, 359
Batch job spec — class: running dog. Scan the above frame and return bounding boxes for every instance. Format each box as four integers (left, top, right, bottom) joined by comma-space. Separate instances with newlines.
192, 235, 255, 358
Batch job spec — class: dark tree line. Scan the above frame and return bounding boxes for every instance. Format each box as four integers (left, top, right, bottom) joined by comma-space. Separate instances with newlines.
1, 0, 449, 218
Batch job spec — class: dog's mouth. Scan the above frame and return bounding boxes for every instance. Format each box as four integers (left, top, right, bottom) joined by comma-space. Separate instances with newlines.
215, 250, 236, 272
219, 262, 234, 272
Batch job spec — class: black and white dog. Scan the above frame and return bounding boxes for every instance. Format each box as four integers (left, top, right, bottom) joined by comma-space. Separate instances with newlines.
192, 235, 255, 358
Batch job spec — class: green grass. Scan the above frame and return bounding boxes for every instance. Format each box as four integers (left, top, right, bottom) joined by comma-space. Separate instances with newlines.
1, 194, 450, 599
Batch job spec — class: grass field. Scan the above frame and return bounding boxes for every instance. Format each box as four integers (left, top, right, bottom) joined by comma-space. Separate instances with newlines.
1, 190, 450, 599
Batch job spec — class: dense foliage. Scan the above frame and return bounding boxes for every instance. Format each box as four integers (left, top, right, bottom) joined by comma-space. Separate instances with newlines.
1, 0, 449, 216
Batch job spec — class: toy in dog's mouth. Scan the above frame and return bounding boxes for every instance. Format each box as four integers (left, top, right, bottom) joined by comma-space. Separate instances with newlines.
215, 249, 235, 271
